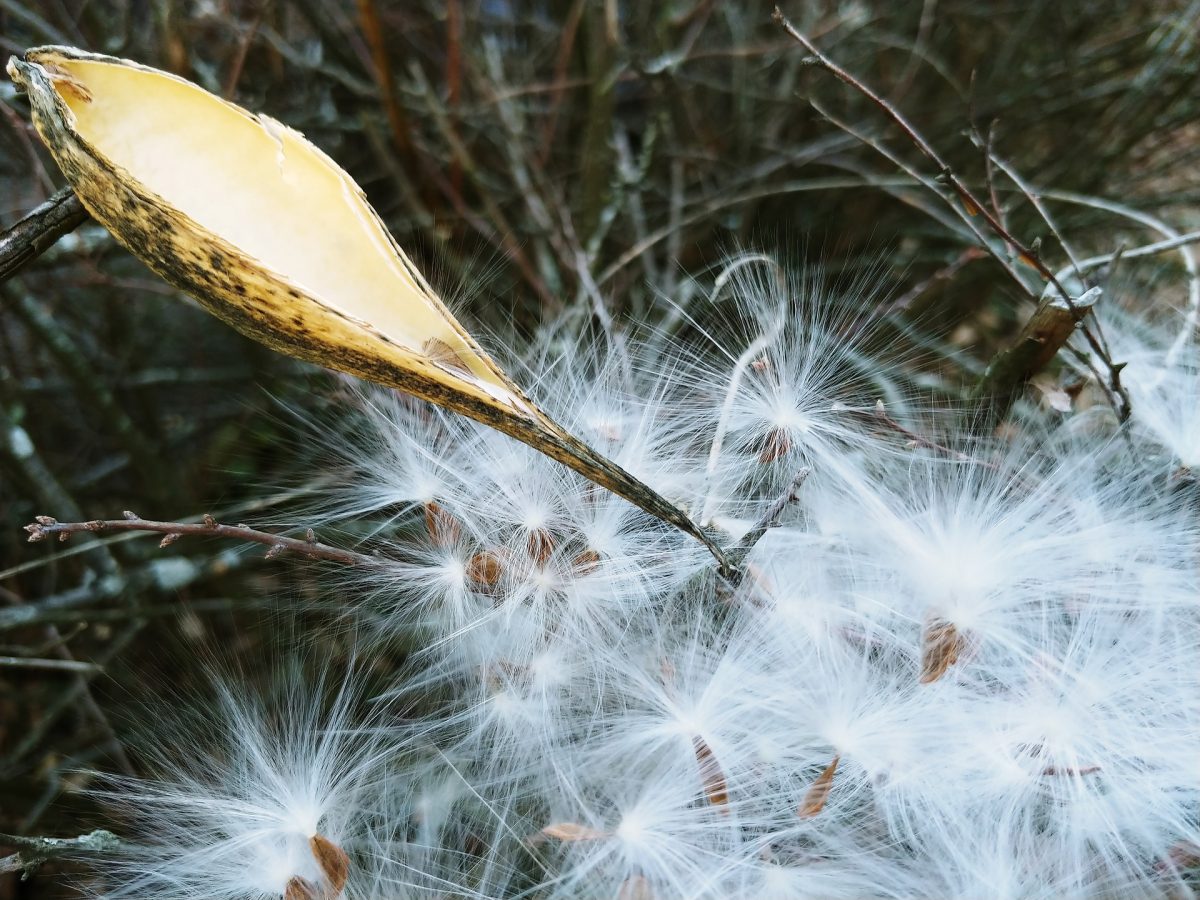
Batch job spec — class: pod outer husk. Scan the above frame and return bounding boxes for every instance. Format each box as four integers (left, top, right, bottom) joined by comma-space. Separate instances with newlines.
7, 46, 522, 416
7, 47, 726, 564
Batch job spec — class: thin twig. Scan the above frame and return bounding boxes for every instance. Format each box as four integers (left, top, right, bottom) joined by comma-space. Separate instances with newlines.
1068, 230, 1200, 274
2, 284, 172, 501
981, 119, 1005, 231
728, 467, 810, 567
0, 829, 119, 877
2, 622, 142, 768
876, 247, 987, 319
867, 401, 977, 463
983, 145, 1086, 282
0, 186, 89, 283
0, 655, 101, 673
807, 100, 1030, 290
772, 7, 1131, 421
39, 619, 135, 774
24, 513, 377, 567
222, 5, 267, 99
537, 0, 587, 166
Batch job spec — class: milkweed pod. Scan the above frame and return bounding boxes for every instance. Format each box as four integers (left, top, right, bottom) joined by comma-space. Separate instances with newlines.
7, 47, 727, 567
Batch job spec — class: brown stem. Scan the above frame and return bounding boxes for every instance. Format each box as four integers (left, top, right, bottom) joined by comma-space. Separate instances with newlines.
971, 289, 1103, 429
356, 0, 414, 167
23, 512, 376, 567
867, 401, 978, 464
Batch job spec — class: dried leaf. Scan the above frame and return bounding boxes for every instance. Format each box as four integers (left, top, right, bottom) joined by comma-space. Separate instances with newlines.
919, 617, 962, 684
798, 754, 840, 818
1033, 378, 1073, 413
692, 736, 729, 807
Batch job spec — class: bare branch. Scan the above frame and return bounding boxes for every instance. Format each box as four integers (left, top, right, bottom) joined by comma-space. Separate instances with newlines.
866, 401, 977, 463
24, 513, 377, 568
771, 6, 1131, 422
972, 288, 1103, 428
875, 247, 987, 320
0, 829, 119, 877
1069, 230, 1200, 274
0, 655, 102, 674
0, 187, 89, 283
728, 467, 810, 567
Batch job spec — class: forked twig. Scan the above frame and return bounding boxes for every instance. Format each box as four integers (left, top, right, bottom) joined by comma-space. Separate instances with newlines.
771, 7, 1131, 422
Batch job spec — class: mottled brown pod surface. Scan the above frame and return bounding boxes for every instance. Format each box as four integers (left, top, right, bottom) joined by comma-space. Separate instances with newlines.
7, 47, 726, 565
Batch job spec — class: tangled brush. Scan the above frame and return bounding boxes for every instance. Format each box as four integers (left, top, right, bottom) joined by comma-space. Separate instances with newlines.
6, 13, 1200, 899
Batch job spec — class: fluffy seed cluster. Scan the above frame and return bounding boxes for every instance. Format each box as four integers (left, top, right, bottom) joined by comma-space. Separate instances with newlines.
88, 262, 1200, 898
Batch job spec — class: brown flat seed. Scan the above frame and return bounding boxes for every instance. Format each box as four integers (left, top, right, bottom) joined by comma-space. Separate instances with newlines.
758, 426, 791, 463
798, 754, 840, 818
537, 822, 609, 842
527, 528, 555, 567
919, 617, 962, 684
284, 876, 320, 900
572, 548, 601, 576
422, 337, 473, 375
423, 500, 462, 547
309, 833, 350, 894
1157, 841, 1200, 874
618, 875, 655, 899
1041, 765, 1101, 776
693, 736, 729, 807
467, 549, 505, 595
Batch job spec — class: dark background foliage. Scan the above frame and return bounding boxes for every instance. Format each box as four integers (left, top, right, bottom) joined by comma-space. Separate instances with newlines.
0, 1, 1197, 894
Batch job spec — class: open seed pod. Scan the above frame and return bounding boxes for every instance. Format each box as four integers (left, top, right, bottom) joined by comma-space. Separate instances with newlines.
7, 46, 726, 567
